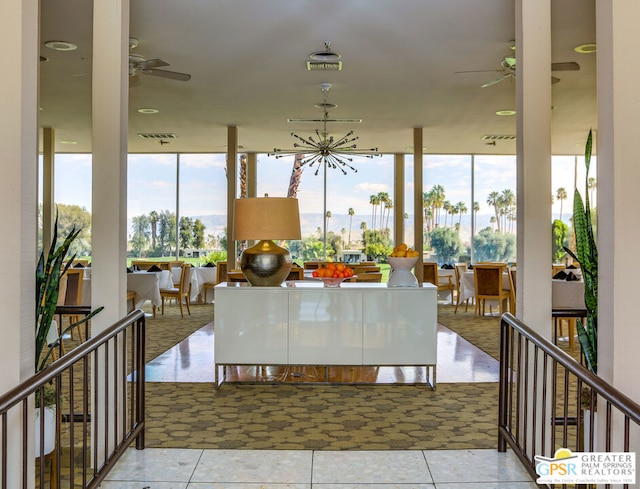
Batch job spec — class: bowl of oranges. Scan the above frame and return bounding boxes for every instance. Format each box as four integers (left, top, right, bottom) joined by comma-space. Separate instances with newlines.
387, 244, 420, 287
311, 262, 355, 287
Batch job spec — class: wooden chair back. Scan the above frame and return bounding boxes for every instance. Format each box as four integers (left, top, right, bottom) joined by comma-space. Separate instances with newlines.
216, 261, 228, 283
131, 260, 160, 271
354, 272, 382, 283
286, 266, 304, 281
474, 264, 504, 296
422, 262, 439, 286
227, 270, 247, 282
179, 264, 192, 293
473, 263, 510, 316
63, 269, 84, 306
508, 267, 517, 314
169, 260, 185, 270
303, 261, 320, 270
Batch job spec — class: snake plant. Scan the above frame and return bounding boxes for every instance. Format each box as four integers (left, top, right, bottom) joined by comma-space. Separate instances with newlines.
35, 213, 103, 373
564, 130, 598, 374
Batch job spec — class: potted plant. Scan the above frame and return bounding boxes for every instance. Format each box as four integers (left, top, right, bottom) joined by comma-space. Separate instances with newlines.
564, 129, 597, 375
564, 130, 598, 450
34, 213, 103, 456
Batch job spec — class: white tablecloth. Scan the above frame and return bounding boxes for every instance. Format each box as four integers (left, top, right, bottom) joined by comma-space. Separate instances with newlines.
81, 270, 173, 309
552, 279, 585, 309
128, 270, 173, 308
171, 266, 216, 301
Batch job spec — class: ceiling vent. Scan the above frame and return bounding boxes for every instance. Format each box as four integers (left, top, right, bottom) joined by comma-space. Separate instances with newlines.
138, 133, 177, 140
306, 60, 343, 71
482, 134, 516, 141
288, 117, 362, 123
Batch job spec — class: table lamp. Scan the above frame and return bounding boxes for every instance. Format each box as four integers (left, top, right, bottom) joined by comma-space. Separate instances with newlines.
233, 196, 301, 286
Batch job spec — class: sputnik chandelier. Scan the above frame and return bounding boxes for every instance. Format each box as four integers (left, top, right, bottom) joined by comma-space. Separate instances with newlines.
269, 83, 381, 174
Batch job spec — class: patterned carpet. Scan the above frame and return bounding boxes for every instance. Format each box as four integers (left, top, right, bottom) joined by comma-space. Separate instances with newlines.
140, 300, 506, 450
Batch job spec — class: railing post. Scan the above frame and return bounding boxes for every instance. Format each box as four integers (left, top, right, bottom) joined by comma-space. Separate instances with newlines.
498, 316, 510, 452
136, 316, 146, 450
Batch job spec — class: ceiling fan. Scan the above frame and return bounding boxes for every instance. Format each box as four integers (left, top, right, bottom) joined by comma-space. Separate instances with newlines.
457, 41, 580, 88
129, 38, 191, 87
478, 56, 580, 88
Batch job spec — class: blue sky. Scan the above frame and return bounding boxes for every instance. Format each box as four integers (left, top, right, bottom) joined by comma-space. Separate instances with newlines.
49, 151, 593, 232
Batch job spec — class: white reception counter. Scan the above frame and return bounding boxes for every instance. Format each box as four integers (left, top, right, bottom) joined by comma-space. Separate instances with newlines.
214, 281, 438, 388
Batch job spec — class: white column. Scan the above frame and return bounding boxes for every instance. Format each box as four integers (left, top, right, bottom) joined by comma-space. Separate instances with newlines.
42, 127, 56, 254
515, 0, 552, 331
91, 0, 129, 327
227, 127, 238, 268
413, 129, 424, 283
394, 154, 405, 246
1, 0, 39, 484
596, 0, 640, 404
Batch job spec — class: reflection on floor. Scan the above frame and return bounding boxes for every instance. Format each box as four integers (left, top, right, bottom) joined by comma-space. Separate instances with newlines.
102, 447, 538, 488
144, 322, 500, 384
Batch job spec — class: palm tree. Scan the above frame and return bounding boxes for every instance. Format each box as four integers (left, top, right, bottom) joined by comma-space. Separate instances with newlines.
486, 192, 501, 233
347, 207, 355, 248
456, 201, 468, 229
376, 192, 390, 229
325, 210, 332, 233
500, 189, 516, 233
370, 194, 380, 230
149, 210, 159, 250
341, 228, 347, 247
384, 200, 393, 230
423, 191, 434, 232
473, 201, 480, 231
287, 154, 304, 198
556, 187, 568, 221
430, 185, 446, 227
443, 201, 451, 227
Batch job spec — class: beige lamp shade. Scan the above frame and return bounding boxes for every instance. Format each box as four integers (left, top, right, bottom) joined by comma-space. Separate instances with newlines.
233, 197, 301, 241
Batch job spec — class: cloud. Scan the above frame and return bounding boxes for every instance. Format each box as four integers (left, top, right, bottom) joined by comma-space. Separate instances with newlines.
354, 182, 390, 193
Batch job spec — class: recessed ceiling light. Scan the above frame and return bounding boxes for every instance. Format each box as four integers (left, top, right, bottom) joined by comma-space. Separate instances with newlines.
574, 43, 596, 54
137, 108, 160, 114
60, 140, 78, 145
496, 110, 516, 116
44, 41, 78, 51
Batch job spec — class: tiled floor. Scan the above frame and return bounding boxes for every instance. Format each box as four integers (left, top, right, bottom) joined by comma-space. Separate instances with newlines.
144, 323, 501, 384
101, 447, 538, 488
107, 318, 534, 487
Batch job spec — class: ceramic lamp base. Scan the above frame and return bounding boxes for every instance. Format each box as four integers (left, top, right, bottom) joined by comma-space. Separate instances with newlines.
240, 239, 292, 286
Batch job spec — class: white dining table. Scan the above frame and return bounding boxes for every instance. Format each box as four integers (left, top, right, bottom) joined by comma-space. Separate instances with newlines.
81, 270, 173, 309
127, 270, 174, 309
552, 279, 585, 309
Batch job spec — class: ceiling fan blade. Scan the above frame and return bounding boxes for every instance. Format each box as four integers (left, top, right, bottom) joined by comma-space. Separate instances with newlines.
142, 69, 191, 81
129, 74, 141, 87
481, 73, 511, 88
139, 58, 170, 70
551, 61, 580, 71
455, 69, 504, 74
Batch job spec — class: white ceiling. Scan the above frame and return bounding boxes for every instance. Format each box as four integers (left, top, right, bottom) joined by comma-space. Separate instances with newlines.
38, 0, 596, 156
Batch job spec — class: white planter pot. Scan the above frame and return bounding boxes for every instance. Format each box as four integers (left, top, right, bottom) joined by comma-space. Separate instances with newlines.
583, 408, 597, 452
35, 406, 56, 457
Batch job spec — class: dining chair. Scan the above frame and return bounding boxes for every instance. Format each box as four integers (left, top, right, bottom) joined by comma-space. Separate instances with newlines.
159, 264, 192, 317
303, 261, 320, 270
454, 262, 470, 313
169, 260, 185, 285
423, 262, 454, 303
508, 267, 516, 315
473, 263, 510, 317
227, 270, 248, 282
353, 272, 382, 282
60, 268, 86, 343
130, 260, 160, 271
286, 266, 304, 281
215, 261, 228, 283
126, 290, 137, 313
